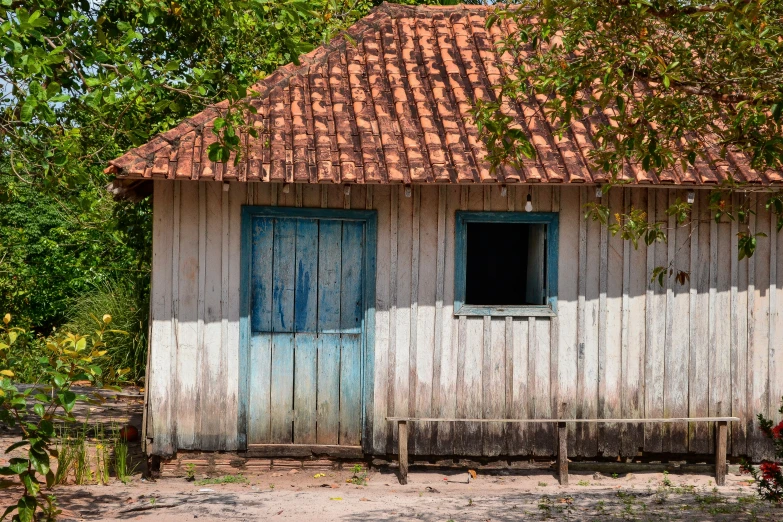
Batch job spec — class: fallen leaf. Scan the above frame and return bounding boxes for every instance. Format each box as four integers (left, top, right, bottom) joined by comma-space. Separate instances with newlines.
468, 470, 477, 479
330, 497, 343, 501
314, 473, 326, 478
330, 484, 340, 488
360, 497, 370, 501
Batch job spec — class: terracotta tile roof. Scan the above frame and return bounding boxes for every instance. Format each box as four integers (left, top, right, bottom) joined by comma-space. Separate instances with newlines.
105, 2, 783, 186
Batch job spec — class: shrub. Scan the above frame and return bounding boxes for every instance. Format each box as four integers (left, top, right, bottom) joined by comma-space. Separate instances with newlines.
0, 313, 128, 521
741, 398, 783, 503
63, 280, 147, 383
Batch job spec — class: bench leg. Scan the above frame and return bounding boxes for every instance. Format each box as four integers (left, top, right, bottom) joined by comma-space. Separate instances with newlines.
398, 420, 408, 485
715, 421, 727, 486
557, 422, 568, 486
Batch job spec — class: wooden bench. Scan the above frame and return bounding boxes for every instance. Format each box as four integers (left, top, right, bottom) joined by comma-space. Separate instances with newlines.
388, 417, 739, 486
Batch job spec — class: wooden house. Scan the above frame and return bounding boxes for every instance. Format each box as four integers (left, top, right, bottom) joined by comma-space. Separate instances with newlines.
106, 3, 782, 463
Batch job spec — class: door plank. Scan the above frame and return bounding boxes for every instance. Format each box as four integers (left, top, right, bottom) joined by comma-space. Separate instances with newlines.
272, 218, 296, 332
295, 219, 319, 332
270, 218, 296, 444
271, 333, 295, 443
317, 334, 341, 444
340, 221, 364, 332
318, 221, 343, 332
249, 217, 275, 444
340, 333, 363, 445
294, 333, 318, 443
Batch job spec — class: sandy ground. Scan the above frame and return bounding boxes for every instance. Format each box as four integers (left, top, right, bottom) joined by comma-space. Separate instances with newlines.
2, 467, 780, 521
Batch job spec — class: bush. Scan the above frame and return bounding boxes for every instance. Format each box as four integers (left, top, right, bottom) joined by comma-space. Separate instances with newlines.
741, 398, 783, 503
0, 313, 128, 521
63, 280, 147, 383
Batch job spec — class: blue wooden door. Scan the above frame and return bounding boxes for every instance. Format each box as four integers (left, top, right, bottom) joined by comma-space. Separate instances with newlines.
248, 215, 366, 446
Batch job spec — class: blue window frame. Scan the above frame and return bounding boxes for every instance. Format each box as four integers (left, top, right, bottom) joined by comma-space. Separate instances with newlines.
454, 211, 559, 317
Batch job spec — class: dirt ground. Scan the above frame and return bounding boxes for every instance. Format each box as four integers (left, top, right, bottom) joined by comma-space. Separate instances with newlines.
2, 467, 781, 521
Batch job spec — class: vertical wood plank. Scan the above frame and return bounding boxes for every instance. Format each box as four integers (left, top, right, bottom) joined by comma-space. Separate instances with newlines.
176, 182, 200, 449
620, 188, 646, 456
372, 186, 391, 453
149, 181, 175, 454
317, 219, 342, 444
394, 186, 413, 445
431, 186, 447, 453
248, 216, 273, 443
317, 334, 341, 444
600, 187, 623, 456
200, 182, 225, 449
772, 204, 783, 456
270, 333, 295, 443
435, 186, 460, 454
339, 334, 363, 445
645, 190, 666, 453
408, 186, 421, 451
170, 182, 181, 450
463, 317, 484, 455
270, 217, 296, 444
510, 318, 530, 455
224, 183, 244, 450
294, 333, 317, 444
218, 185, 230, 450
667, 190, 690, 453
749, 194, 771, 459
712, 200, 733, 449
482, 318, 506, 455
689, 191, 710, 453
387, 187, 399, 452
294, 220, 319, 332
293, 219, 318, 444
340, 220, 365, 445
731, 191, 749, 456
579, 187, 599, 457
414, 187, 437, 454
558, 187, 580, 454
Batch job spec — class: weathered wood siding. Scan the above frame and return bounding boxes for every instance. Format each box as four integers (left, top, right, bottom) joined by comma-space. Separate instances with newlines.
149, 181, 780, 459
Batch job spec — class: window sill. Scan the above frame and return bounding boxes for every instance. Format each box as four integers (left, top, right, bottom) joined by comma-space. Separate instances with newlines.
454, 305, 557, 318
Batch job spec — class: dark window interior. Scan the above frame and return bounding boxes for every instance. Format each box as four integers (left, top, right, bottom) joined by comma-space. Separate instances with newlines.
465, 222, 546, 306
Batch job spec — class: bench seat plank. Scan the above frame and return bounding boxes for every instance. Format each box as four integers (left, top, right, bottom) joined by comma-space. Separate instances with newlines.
387, 417, 739, 424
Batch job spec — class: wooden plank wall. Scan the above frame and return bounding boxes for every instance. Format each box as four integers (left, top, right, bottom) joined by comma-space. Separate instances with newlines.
149, 181, 780, 460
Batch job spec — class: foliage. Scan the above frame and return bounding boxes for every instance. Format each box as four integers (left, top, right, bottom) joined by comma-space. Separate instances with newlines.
63, 280, 147, 382
741, 397, 783, 503
476, 0, 783, 278
1, 0, 391, 381
0, 313, 127, 522
0, 172, 145, 336
1, 0, 379, 193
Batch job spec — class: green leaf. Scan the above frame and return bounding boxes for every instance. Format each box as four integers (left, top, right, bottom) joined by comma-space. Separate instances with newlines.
16, 495, 35, 522
5, 441, 28, 454
19, 100, 35, 123
45, 82, 61, 99
28, 448, 49, 476
33, 403, 45, 418
59, 390, 76, 412
8, 458, 28, 474
20, 473, 39, 497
